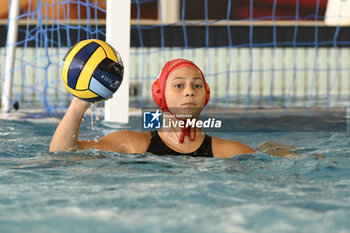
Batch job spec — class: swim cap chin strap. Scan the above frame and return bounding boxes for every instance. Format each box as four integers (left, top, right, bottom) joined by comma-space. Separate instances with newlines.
152, 59, 210, 143
180, 124, 196, 143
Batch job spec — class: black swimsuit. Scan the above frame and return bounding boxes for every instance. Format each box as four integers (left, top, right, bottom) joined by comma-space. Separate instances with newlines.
146, 130, 214, 157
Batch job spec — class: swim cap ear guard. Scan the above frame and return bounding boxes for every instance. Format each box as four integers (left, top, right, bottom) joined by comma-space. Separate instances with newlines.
151, 79, 165, 110
151, 59, 210, 112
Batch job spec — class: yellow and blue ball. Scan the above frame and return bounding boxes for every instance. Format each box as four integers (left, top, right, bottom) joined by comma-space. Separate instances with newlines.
61, 39, 124, 102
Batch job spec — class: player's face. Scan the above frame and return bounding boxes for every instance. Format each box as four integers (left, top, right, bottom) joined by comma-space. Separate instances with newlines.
165, 66, 206, 118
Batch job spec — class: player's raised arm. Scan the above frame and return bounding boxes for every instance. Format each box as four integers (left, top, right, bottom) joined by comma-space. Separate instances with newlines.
50, 39, 124, 152
50, 97, 90, 151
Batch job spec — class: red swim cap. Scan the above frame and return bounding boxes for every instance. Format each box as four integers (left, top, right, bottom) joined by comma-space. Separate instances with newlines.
151, 59, 210, 112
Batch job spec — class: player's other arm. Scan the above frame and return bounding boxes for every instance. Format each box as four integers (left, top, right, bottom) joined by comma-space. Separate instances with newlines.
212, 137, 255, 158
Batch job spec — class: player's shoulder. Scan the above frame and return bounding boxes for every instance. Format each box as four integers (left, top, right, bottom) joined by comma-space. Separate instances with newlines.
111, 129, 151, 144
117, 129, 151, 139
211, 136, 255, 158
99, 130, 151, 153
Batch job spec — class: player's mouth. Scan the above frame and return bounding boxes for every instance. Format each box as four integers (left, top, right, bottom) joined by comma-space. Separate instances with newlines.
181, 102, 197, 106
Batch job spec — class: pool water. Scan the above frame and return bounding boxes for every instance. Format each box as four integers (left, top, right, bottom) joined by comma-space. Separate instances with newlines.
1, 116, 350, 233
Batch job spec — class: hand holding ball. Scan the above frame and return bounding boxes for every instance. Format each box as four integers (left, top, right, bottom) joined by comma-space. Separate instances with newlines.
61, 39, 124, 102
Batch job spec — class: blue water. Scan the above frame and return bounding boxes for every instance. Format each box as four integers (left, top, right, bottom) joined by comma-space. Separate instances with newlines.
1, 116, 350, 233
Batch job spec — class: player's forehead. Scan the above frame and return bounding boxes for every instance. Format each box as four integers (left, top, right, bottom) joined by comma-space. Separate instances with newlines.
167, 66, 203, 81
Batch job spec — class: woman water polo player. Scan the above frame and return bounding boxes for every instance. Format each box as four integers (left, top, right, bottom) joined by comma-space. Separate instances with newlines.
50, 59, 255, 157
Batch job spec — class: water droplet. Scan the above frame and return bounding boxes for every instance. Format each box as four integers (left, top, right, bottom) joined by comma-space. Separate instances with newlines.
90, 103, 97, 130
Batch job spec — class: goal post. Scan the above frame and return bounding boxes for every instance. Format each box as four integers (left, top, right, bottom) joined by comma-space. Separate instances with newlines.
158, 0, 180, 24
105, 0, 131, 123
325, 0, 350, 25
104, 0, 181, 123
1, 0, 20, 113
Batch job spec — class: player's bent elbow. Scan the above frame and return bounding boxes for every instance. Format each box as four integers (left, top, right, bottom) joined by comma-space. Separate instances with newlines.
228, 145, 255, 157
229, 140, 255, 154
243, 145, 255, 154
